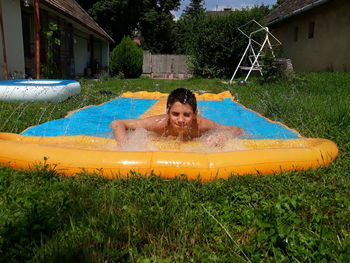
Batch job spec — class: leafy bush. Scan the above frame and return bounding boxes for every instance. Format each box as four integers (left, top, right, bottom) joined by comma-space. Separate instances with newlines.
174, 6, 270, 78
109, 36, 143, 78
258, 48, 284, 84
41, 22, 62, 79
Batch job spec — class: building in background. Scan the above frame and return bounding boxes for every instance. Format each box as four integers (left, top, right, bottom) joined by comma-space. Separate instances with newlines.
266, 0, 350, 72
0, 0, 113, 80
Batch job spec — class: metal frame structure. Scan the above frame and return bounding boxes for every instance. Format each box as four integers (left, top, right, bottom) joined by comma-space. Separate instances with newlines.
230, 20, 281, 83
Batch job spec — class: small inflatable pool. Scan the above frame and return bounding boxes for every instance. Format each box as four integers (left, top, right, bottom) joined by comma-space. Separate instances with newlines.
0, 91, 339, 181
0, 79, 81, 102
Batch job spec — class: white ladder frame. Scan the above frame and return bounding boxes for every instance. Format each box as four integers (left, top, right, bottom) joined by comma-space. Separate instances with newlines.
230, 20, 281, 83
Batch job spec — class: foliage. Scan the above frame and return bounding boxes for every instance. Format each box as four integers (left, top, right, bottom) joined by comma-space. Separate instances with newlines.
41, 22, 61, 79
173, 1, 206, 55
139, 9, 176, 54
273, 0, 288, 9
109, 36, 143, 78
74, 0, 96, 11
173, 15, 201, 55
76, 0, 181, 51
87, 0, 143, 44
75, 0, 270, 60
182, 0, 205, 18
174, 6, 270, 78
258, 48, 286, 84
139, 0, 181, 53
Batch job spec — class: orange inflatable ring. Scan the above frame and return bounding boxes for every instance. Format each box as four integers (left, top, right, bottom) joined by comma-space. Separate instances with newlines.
0, 132, 338, 181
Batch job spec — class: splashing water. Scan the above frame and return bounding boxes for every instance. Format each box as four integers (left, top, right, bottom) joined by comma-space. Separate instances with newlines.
120, 129, 160, 151
115, 128, 247, 152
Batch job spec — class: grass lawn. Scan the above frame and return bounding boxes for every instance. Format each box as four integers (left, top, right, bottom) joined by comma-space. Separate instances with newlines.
1, 73, 350, 262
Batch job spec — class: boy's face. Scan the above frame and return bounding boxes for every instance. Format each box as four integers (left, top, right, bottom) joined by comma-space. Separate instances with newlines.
168, 101, 197, 133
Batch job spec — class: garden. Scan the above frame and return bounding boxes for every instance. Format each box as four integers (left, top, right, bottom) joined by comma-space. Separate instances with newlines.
1, 0, 350, 261
1, 73, 350, 262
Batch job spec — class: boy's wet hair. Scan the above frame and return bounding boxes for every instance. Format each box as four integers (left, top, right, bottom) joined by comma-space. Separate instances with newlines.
166, 88, 197, 113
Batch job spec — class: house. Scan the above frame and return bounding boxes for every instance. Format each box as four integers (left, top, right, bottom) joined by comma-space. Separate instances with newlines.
0, 0, 114, 80
266, 0, 350, 72
207, 8, 234, 17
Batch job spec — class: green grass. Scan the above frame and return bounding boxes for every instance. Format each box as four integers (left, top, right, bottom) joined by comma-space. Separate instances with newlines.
1, 74, 350, 262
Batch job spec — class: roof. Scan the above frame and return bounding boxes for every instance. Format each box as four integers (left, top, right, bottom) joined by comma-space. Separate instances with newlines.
266, 0, 331, 26
207, 9, 233, 17
41, 0, 114, 43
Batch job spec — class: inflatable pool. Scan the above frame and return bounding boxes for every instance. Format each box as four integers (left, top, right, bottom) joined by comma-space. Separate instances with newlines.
0, 91, 338, 181
0, 79, 81, 102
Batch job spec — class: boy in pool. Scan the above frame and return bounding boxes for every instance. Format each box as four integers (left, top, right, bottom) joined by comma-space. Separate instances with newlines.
110, 88, 244, 147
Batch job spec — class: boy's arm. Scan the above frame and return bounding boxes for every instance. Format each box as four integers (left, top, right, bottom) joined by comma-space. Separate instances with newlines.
216, 124, 245, 136
198, 116, 245, 136
110, 115, 166, 145
110, 119, 136, 145
198, 116, 245, 148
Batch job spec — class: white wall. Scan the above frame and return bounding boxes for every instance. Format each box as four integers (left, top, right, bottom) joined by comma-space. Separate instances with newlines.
0, 0, 25, 79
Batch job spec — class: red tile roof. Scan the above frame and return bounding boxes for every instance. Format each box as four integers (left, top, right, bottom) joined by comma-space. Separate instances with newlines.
41, 0, 114, 42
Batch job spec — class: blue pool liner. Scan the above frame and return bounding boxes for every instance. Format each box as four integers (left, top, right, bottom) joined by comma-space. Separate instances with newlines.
22, 97, 300, 139
22, 98, 157, 137
199, 98, 299, 139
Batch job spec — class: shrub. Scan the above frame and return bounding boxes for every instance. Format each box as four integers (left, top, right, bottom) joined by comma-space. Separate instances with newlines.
109, 36, 143, 78
258, 47, 296, 84
258, 48, 284, 84
174, 6, 270, 79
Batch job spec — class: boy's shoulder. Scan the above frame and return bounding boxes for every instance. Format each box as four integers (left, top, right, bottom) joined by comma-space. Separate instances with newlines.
144, 114, 168, 123
141, 114, 168, 131
196, 115, 220, 131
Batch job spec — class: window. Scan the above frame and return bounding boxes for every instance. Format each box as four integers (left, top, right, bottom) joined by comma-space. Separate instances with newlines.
294, 26, 299, 42
308, 21, 315, 39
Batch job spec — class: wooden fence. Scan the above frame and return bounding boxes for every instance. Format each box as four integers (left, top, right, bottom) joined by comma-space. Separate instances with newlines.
143, 51, 192, 79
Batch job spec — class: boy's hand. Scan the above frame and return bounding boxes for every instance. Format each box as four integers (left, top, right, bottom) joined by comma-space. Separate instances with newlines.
117, 137, 128, 148
205, 131, 229, 148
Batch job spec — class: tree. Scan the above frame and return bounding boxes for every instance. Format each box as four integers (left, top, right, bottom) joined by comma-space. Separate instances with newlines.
139, 10, 176, 53
173, 0, 206, 54
88, 0, 144, 44
74, 0, 96, 11
109, 36, 143, 78
173, 12, 205, 54
139, 0, 181, 53
183, 0, 205, 17
174, 5, 270, 78
273, 0, 287, 8
75, 0, 181, 53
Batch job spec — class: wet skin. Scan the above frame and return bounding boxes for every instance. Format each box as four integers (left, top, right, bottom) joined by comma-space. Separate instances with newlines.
163, 102, 199, 140
110, 102, 244, 147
